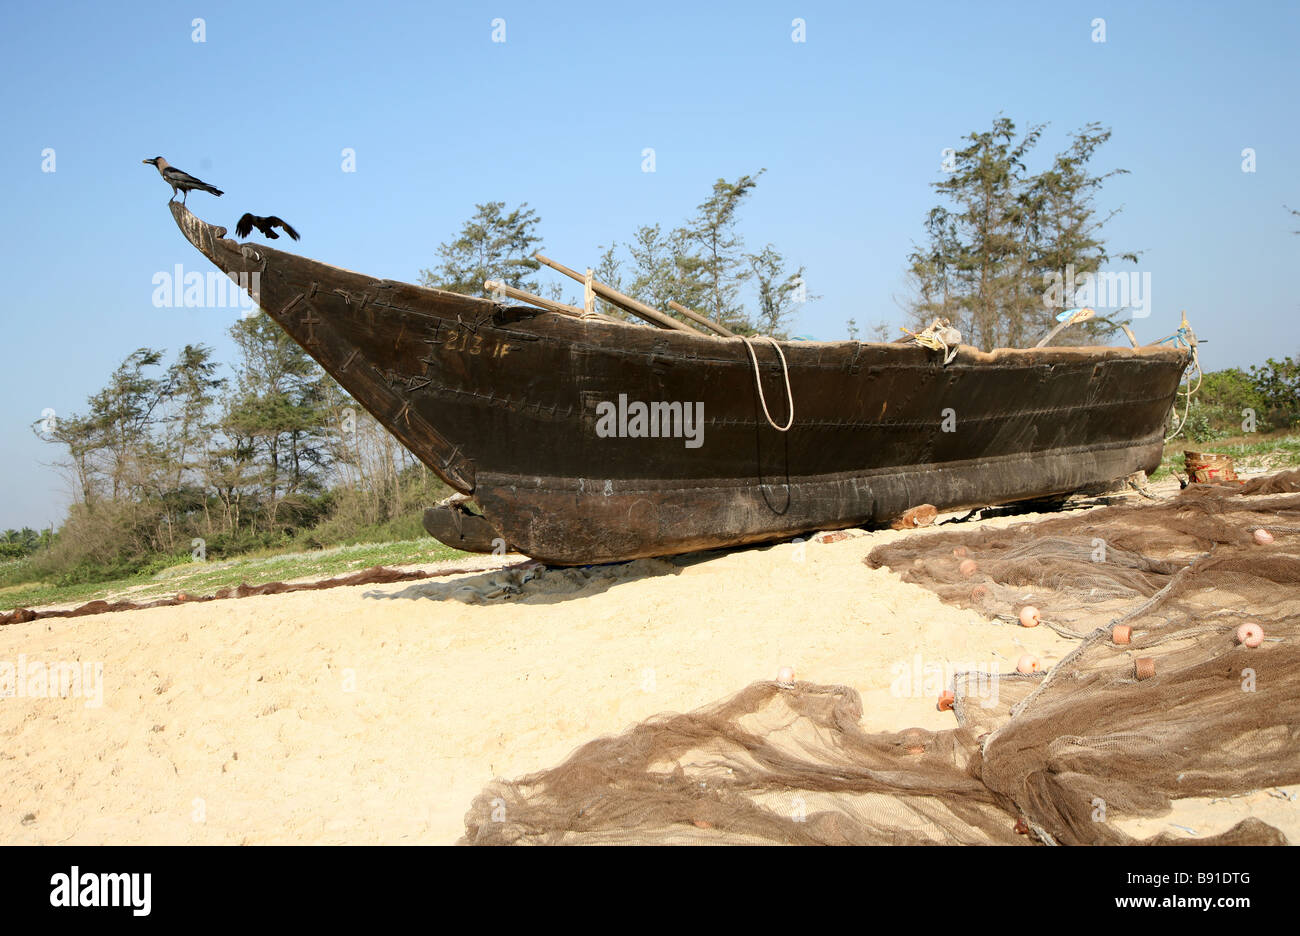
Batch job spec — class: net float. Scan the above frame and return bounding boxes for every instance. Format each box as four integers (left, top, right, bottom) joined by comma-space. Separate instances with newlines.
1112, 624, 1132, 645
971, 584, 990, 600
176, 592, 190, 603
1019, 605, 1041, 628
902, 729, 926, 755
776, 666, 795, 687
953, 546, 969, 558
1236, 623, 1264, 648
1253, 529, 1275, 545
1135, 657, 1156, 680
959, 559, 978, 577
1016, 654, 1041, 674
1014, 818, 1030, 835
937, 690, 955, 711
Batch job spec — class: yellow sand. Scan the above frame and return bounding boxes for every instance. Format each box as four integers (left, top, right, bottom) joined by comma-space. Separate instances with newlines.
1, 508, 1293, 844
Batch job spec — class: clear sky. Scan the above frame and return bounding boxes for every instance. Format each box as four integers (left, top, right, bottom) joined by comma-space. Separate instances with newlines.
1, 0, 1296, 530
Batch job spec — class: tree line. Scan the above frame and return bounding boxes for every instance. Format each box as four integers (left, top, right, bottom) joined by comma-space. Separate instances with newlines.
1184, 357, 1300, 441
29, 316, 450, 584
422, 118, 1154, 350
901, 117, 1139, 349
0, 528, 52, 560
421, 169, 816, 337
14, 117, 1297, 585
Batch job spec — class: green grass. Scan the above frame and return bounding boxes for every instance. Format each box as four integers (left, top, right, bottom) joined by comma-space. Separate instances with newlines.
1149, 432, 1300, 481
0, 537, 469, 612
7, 434, 1295, 612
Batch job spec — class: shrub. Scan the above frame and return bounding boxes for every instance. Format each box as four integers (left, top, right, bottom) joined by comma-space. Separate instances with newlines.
1249, 356, 1300, 430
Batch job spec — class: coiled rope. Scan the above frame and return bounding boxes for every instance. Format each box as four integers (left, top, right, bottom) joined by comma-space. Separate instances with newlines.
902, 317, 962, 365
740, 335, 795, 432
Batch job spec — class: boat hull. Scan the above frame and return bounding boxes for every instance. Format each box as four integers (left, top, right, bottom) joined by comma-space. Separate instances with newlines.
170, 204, 1188, 564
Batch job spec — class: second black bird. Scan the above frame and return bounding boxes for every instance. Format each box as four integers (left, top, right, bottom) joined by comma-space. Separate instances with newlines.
235, 214, 300, 241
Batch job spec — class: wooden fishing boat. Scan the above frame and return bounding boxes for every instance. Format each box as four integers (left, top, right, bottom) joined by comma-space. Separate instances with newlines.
169, 204, 1191, 564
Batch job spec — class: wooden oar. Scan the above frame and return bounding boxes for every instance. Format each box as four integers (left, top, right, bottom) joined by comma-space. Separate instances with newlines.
534, 253, 704, 335
667, 300, 734, 337
1035, 307, 1096, 348
483, 280, 616, 321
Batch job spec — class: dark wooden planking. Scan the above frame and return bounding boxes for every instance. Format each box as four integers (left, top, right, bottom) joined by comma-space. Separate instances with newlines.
170, 203, 1190, 564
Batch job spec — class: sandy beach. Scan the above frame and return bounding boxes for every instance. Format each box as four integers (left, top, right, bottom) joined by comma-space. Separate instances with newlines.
2, 497, 1294, 845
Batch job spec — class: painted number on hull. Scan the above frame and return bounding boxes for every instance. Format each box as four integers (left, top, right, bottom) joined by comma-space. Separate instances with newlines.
443, 328, 510, 358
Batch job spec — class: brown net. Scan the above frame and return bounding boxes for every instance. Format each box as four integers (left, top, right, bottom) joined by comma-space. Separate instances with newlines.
461, 471, 1300, 845
0, 561, 517, 626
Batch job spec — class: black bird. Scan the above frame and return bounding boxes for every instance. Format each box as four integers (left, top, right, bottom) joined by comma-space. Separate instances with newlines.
235, 213, 300, 241
142, 156, 223, 203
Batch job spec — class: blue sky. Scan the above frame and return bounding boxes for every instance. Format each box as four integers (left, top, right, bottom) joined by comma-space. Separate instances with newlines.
1, 0, 1296, 530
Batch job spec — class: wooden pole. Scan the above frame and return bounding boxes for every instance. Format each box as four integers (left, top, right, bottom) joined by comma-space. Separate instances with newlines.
584, 268, 595, 317
1033, 321, 1069, 348
484, 280, 599, 319
667, 300, 735, 337
534, 253, 704, 334
1034, 308, 1096, 348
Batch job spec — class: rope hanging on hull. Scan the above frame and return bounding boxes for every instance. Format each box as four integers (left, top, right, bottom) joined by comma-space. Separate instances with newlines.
1159, 312, 1203, 443
740, 335, 795, 432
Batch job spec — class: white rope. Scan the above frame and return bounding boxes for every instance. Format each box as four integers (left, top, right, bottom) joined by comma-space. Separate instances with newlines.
904, 317, 961, 364
740, 335, 795, 432
1163, 330, 1203, 443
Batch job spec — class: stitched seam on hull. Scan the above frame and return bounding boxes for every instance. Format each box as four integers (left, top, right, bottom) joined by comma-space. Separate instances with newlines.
391, 379, 576, 419
296, 294, 1184, 368
479, 433, 1164, 496
465, 341, 1181, 370
368, 304, 1183, 363
407, 383, 1179, 429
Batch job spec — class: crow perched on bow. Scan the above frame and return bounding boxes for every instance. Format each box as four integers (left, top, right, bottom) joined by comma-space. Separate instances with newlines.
234, 213, 301, 241
142, 156, 223, 203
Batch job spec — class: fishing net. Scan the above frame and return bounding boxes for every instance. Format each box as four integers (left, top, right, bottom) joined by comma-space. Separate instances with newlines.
0, 561, 515, 626
462, 471, 1300, 845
